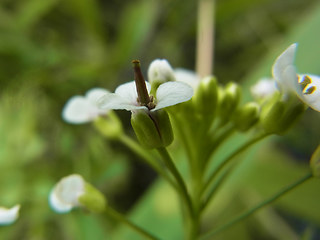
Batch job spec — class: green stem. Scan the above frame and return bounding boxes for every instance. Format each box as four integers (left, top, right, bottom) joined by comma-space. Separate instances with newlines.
157, 147, 195, 219
119, 134, 178, 190
200, 172, 313, 239
202, 133, 269, 195
201, 165, 233, 211
105, 207, 159, 240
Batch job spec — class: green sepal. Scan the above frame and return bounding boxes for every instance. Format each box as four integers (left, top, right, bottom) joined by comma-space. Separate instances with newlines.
131, 110, 173, 149
93, 111, 123, 139
310, 145, 320, 178
78, 183, 107, 213
261, 95, 305, 134
233, 102, 260, 132
151, 110, 174, 147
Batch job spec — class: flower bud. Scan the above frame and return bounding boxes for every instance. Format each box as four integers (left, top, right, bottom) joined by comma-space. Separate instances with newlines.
310, 145, 320, 178
0, 205, 20, 226
233, 102, 260, 132
218, 82, 241, 123
261, 96, 305, 134
49, 174, 106, 214
192, 76, 218, 121
131, 109, 173, 149
148, 59, 175, 95
93, 111, 123, 139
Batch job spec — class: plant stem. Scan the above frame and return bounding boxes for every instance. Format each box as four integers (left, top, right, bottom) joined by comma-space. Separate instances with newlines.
157, 147, 195, 219
105, 207, 160, 240
200, 172, 313, 239
119, 134, 177, 190
202, 133, 269, 195
196, 0, 215, 77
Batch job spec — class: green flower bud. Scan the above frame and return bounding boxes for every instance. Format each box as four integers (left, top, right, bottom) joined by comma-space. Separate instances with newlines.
131, 110, 173, 149
261, 95, 305, 134
192, 76, 218, 121
261, 101, 285, 133
218, 82, 241, 124
233, 102, 260, 132
93, 111, 123, 139
78, 183, 107, 213
310, 145, 320, 178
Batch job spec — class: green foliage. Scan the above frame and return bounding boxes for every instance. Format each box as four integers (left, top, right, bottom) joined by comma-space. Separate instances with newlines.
1, 0, 320, 239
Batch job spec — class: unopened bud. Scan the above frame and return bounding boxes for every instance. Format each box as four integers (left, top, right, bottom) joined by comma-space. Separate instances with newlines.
219, 82, 241, 123
148, 59, 175, 95
233, 102, 260, 132
131, 110, 173, 149
193, 76, 218, 121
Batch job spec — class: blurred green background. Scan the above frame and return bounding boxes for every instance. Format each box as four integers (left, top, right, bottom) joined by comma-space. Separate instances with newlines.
1, 0, 320, 239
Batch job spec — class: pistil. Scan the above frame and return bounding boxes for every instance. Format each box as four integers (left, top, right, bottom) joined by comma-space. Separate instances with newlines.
132, 60, 151, 106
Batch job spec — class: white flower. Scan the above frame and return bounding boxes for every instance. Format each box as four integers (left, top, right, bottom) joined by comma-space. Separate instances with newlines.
250, 77, 278, 99
272, 43, 320, 111
174, 68, 200, 90
62, 88, 110, 124
148, 59, 176, 84
98, 77, 193, 112
0, 205, 20, 225
49, 174, 85, 213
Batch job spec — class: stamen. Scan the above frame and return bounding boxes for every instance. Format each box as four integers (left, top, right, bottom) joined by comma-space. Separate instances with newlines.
304, 86, 316, 95
299, 75, 312, 90
132, 60, 151, 106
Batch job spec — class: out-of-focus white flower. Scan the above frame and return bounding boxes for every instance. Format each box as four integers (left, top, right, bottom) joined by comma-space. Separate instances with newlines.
148, 59, 176, 85
0, 205, 20, 225
250, 77, 278, 99
174, 68, 200, 90
49, 174, 85, 213
62, 88, 109, 124
272, 43, 320, 111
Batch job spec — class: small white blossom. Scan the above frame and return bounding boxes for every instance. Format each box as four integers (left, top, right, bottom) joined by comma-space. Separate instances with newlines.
272, 43, 320, 111
148, 59, 176, 84
62, 88, 109, 124
0, 205, 20, 225
98, 60, 193, 112
49, 174, 85, 213
250, 77, 278, 99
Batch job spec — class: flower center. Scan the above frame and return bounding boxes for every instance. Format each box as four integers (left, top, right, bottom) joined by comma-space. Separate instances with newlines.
132, 60, 155, 110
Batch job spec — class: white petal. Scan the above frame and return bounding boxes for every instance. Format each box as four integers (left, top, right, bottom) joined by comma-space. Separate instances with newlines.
85, 88, 110, 104
62, 96, 95, 124
250, 78, 278, 99
49, 174, 85, 213
174, 68, 200, 90
148, 59, 175, 84
49, 190, 73, 213
297, 74, 320, 112
152, 82, 193, 111
0, 205, 20, 225
98, 92, 147, 111
114, 81, 151, 104
272, 43, 298, 92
